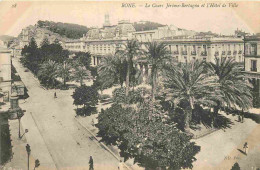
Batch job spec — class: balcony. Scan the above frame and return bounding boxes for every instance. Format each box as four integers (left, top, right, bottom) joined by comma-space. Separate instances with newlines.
238, 50, 242, 54
191, 51, 196, 55
233, 51, 237, 55
215, 51, 219, 56
251, 67, 257, 72
227, 51, 231, 55
201, 51, 207, 56
182, 51, 187, 55
222, 51, 226, 55
249, 51, 257, 55
173, 51, 179, 55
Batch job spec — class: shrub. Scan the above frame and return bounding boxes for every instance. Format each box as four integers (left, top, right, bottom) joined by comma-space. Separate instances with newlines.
97, 102, 200, 169
75, 107, 97, 116
99, 94, 111, 101
112, 87, 126, 104
112, 87, 150, 104
72, 85, 99, 116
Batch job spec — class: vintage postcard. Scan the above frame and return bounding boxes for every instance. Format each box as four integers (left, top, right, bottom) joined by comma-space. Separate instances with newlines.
0, 1, 260, 170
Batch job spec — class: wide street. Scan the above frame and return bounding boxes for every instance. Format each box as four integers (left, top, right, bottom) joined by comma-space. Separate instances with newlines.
12, 56, 121, 170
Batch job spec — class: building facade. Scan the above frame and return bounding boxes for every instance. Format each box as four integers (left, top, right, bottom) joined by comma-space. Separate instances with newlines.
244, 35, 260, 107
65, 15, 244, 67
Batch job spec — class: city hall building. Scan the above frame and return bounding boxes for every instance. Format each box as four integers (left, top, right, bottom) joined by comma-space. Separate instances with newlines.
64, 15, 245, 66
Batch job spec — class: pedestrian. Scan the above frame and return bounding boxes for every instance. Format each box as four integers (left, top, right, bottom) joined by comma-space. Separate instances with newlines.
54, 92, 57, 98
238, 115, 241, 122
89, 156, 94, 170
243, 142, 248, 155
241, 111, 244, 123
118, 160, 124, 170
91, 119, 95, 127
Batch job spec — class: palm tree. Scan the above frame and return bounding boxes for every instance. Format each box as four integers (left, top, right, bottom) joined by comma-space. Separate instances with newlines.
163, 60, 221, 131
72, 65, 92, 86
145, 41, 171, 101
98, 54, 126, 89
207, 57, 253, 116
38, 60, 58, 88
57, 61, 71, 87
116, 39, 142, 96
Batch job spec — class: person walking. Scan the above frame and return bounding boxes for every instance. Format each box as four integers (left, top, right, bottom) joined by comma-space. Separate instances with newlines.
54, 92, 57, 99
243, 142, 249, 155
118, 160, 124, 170
89, 156, 94, 170
241, 111, 244, 123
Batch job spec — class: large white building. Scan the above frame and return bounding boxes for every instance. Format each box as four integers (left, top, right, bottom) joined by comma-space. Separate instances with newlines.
64, 15, 244, 66
244, 35, 260, 107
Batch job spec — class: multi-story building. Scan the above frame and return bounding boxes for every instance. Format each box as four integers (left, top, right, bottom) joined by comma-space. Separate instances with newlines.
158, 36, 244, 63
64, 15, 244, 67
244, 35, 260, 107
65, 18, 136, 66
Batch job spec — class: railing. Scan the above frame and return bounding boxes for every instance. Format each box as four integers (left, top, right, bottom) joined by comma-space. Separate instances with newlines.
201, 51, 207, 56
238, 50, 242, 54
227, 51, 231, 55
173, 51, 179, 55
233, 51, 237, 55
222, 51, 226, 55
249, 51, 257, 55
191, 51, 196, 55
251, 67, 257, 72
182, 51, 187, 55
215, 51, 219, 56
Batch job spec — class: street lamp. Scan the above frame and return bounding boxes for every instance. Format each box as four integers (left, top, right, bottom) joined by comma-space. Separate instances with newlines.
17, 109, 24, 138
34, 159, 40, 170
26, 144, 31, 170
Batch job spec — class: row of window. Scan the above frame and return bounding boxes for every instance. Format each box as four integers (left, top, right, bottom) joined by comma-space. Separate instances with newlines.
168, 44, 243, 51
174, 55, 243, 62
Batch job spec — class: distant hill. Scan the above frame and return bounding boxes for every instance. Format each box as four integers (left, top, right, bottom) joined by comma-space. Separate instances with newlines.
37, 20, 89, 39
133, 21, 165, 31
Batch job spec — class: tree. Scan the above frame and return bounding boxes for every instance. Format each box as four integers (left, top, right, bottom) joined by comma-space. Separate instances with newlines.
74, 52, 92, 70
72, 64, 92, 86
98, 54, 127, 88
40, 37, 50, 47
72, 85, 99, 116
20, 38, 41, 74
97, 102, 200, 169
57, 61, 71, 87
144, 41, 170, 101
231, 162, 240, 170
37, 60, 58, 88
207, 57, 253, 117
163, 60, 221, 131
116, 40, 142, 96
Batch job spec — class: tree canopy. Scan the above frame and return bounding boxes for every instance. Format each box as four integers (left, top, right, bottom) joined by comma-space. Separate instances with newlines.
37, 20, 89, 39
97, 102, 200, 169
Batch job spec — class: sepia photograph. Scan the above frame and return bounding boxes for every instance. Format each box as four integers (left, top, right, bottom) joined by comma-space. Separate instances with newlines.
0, 1, 260, 170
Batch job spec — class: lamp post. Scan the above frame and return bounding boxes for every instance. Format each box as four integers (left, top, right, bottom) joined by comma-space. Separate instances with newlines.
34, 159, 40, 170
17, 109, 24, 138
26, 144, 31, 170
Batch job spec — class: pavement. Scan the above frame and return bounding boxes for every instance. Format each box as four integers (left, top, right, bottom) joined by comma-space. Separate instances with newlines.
192, 112, 260, 170
11, 57, 123, 170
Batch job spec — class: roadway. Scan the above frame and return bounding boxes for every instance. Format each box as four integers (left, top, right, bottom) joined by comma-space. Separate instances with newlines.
12, 56, 120, 170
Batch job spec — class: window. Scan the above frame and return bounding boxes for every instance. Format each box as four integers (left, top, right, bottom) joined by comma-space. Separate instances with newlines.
251, 60, 257, 72
251, 44, 257, 55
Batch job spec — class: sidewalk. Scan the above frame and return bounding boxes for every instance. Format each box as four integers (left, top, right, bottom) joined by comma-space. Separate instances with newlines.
192, 113, 260, 170
75, 114, 144, 170
11, 58, 57, 170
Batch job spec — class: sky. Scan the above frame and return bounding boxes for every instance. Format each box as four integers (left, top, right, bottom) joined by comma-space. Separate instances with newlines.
0, 1, 260, 37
